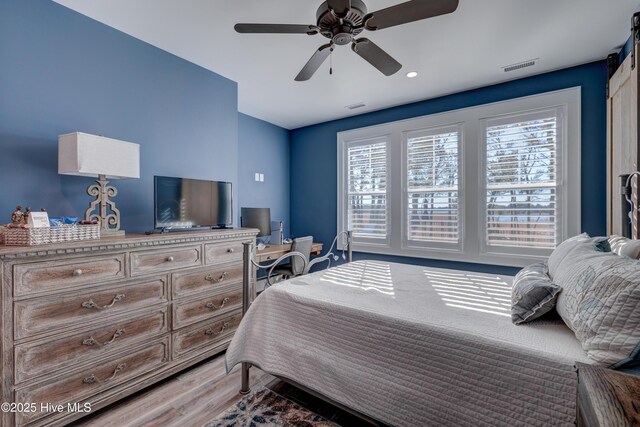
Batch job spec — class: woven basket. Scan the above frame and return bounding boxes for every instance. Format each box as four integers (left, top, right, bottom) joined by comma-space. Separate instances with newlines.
4, 224, 100, 246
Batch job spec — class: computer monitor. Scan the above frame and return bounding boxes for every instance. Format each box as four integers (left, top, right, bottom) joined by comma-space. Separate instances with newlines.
240, 207, 271, 237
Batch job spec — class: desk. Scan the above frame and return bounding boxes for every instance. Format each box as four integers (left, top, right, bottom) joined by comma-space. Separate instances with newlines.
256, 242, 323, 263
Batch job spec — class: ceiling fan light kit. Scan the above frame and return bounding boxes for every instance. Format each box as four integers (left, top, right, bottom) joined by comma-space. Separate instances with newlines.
235, 0, 459, 81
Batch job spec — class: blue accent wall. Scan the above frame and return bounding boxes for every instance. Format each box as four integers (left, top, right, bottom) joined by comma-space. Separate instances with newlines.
290, 61, 608, 275
0, 0, 239, 233
238, 113, 290, 236
620, 36, 633, 64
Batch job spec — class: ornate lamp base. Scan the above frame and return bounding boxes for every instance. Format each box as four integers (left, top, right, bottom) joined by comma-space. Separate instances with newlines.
85, 174, 125, 238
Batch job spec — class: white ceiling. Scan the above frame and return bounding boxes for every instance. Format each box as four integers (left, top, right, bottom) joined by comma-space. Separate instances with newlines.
52, 0, 640, 129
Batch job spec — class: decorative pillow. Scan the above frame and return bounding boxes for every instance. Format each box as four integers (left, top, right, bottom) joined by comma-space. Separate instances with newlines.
609, 235, 640, 259
511, 262, 561, 325
553, 241, 640, 368
547, 233, 609, 280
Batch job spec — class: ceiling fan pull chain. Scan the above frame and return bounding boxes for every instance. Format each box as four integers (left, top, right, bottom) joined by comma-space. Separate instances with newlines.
330, 46, 334, 75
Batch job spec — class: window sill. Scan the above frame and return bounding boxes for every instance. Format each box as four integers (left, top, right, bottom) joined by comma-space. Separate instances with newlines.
350, 244, 546, 268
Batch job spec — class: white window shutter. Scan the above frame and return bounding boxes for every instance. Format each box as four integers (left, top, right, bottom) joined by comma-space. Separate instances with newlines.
347, 140, 388, 240
406, 127, 460, 246
485, 111, 561, 250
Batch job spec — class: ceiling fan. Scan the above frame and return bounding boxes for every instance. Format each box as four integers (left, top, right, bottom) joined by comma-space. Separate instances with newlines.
234, 0, 459, 81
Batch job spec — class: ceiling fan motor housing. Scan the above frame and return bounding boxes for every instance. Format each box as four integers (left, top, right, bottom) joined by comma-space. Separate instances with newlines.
316, 0, 367, 45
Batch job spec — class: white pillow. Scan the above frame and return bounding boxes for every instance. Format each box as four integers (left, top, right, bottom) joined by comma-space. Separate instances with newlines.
547, 233, 592, 280
553, 241, 640, 368
609, 235, 640, 259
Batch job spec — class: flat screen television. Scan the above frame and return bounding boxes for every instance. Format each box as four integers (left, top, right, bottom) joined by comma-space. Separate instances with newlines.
154, 176, 232, 230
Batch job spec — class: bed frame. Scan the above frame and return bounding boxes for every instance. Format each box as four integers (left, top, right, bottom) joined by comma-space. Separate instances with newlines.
237, 231, 381, 424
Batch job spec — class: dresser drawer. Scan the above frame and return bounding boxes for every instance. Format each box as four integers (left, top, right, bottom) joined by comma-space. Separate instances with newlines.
172, 263, 243, 298
13, 254, 126, 297
15, 337, 169, 425
205, 241, 245, 265
172, 311, 242, 359
173, 285, 242, 329
15, 277, 169, 340
131, 246, 202, 276
15, 308, 169, 384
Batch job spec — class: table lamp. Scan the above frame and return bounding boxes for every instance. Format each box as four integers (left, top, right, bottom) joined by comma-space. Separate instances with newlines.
58, 132, 140, 237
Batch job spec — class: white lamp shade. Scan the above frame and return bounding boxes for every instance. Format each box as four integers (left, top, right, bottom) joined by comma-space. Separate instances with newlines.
58, 132, 140, 179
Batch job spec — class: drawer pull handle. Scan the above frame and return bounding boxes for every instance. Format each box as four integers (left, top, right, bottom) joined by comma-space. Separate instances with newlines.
82, 294, 126, 310
227, 248, 235, 253
166, 256, 175, 262
83, 363, 126, 384
205, 297, 230, 311
205, 272, 228, 283
73, 269, 83, 277
205, 322, 230, 337
82, 329, 125, 347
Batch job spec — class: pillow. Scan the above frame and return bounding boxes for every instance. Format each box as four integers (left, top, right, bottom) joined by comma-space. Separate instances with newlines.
511, 262, 561, 325
609, 235, 640, 259
553, 241, 640, 368
547, 233, 609, 280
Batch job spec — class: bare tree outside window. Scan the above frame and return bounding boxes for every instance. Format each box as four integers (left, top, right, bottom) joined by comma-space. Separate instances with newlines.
486, 116, 558, 249
406, 130, 459, 243
347, 142, 387, 239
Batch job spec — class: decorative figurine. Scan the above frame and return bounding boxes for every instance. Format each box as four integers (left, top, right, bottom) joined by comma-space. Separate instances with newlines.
11, 206, 24, 225
24, 207, 31, 224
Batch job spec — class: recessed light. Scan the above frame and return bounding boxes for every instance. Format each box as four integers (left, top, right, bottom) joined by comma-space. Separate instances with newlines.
406, 71, 418, 78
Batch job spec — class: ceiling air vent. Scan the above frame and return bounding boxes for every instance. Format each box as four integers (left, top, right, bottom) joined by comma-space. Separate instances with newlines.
345, 102, 366, 110
502, 59, 538, 73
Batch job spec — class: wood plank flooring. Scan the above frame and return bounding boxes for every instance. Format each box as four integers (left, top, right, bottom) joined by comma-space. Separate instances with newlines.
75, 352, 372, 427
76, 355, 273, 427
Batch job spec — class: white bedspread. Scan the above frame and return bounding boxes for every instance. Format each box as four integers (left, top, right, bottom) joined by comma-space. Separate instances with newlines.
226, 260, 589, 427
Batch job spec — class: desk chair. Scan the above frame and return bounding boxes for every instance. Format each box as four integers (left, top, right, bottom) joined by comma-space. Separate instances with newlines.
270, 236, 313, 279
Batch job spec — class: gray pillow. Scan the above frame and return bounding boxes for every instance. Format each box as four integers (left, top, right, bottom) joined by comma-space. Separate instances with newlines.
511, 262, 561, 325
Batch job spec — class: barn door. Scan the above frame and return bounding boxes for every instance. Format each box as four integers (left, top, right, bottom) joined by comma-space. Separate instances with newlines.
607, 42, 640, 238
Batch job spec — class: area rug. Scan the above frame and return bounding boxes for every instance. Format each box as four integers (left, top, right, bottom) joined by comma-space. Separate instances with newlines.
206, 386, 340, 427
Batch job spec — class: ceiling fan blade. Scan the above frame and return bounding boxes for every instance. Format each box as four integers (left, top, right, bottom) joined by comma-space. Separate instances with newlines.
234, 23, 319, 35
295, 43, 333, 81
365, 0, 459, 31
351, 38, 401, 76
327, 0, 351, 18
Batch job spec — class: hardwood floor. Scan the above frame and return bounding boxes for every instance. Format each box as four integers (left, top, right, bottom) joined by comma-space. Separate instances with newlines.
75, 352, 373, 427
76, 354, 273, 427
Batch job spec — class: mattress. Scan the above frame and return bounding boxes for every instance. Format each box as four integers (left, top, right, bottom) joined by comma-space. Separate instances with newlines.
226, 260, 590, 427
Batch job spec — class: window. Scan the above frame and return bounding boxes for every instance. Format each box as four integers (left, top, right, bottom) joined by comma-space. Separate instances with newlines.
337, 88, 581, 267
344, 138, 389, 245
405, 126, 461, 248
483, 111, 561, 254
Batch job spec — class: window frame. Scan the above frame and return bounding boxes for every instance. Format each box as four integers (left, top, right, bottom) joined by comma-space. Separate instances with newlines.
336, 87, 581, 267
338, 134, 392, 248
479, 107, 567, 258
401, 123, 464, 252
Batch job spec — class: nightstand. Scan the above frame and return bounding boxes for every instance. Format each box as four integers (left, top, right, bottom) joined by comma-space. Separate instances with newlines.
576, 362, 640, 426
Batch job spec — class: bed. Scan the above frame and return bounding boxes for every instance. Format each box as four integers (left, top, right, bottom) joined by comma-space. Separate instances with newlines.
226, 253, 590, 426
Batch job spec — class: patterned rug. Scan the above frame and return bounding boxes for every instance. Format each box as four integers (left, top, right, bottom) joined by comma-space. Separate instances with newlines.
206, 387, 340, 427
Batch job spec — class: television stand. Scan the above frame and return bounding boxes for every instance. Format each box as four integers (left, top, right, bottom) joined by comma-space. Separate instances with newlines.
144, 227, 170, 235
145, 226, 234, 235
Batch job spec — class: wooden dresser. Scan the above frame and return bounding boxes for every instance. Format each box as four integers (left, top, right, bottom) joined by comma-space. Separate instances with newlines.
0, 229, 257, 426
